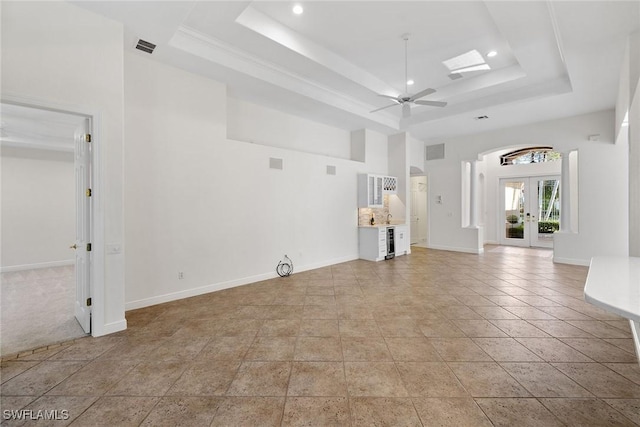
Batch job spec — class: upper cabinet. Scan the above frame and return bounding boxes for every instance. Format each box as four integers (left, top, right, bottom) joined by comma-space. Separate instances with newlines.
383, 176, 397, 194
358, 174, 397, 208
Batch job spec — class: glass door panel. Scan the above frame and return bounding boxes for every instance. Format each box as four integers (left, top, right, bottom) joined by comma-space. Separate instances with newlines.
532, 177, 560, 248
501, 179, 528, 246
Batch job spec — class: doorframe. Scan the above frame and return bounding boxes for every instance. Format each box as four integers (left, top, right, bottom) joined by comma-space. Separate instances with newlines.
2, 94, 105, 338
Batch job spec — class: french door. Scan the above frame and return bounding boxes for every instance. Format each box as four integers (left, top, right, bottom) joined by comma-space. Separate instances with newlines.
500, 176, 560, 248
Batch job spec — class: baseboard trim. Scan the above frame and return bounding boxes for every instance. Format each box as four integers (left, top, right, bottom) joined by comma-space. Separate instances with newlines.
94, 319, 127, 337
1, 259, 74, 273
553, 256, 590, 266
125, 254, 359, 311
427, 244, 484, 254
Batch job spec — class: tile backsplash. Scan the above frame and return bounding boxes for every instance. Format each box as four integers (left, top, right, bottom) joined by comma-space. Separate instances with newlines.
358, 195, 390, 226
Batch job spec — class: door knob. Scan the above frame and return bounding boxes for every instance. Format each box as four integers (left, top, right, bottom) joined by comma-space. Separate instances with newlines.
70, 244, 78, 249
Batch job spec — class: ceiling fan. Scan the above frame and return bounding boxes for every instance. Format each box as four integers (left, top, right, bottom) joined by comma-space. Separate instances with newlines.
371, 35, 447, 118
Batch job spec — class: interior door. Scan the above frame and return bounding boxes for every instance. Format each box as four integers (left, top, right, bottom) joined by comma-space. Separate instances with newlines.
500, 176, 560, 248
410, 176, 427, 245
73, 119, 91, 333
410, 178, 419, 244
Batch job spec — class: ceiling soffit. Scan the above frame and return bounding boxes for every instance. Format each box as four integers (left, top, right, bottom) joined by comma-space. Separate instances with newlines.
168, 1, 570, 131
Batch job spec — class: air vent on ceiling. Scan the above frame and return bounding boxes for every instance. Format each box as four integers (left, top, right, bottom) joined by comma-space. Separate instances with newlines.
135, 39, 156, 54
448, 73, 463, 80
426, 143, 445, 161
474, 115, 489, 120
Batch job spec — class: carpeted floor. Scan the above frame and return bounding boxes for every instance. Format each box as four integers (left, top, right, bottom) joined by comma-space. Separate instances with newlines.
1, 265, 87, 356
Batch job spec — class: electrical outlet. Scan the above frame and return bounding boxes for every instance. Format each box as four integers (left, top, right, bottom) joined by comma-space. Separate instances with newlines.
178, 272, 184, 280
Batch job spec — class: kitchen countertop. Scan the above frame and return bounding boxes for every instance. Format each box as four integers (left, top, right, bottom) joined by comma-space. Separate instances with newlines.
359, 223, 407, 228
584, 256, 640, 322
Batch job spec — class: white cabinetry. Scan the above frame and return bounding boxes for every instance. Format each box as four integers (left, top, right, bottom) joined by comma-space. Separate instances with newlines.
358, 227, 387, 261
383, 176, 398, 194
395, 225, 408, 255
358, 174, 397, 208
358, 174, 383, 208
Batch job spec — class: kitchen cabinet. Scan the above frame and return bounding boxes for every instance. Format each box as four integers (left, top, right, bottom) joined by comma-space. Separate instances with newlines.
359, 225, 409, 261
358, 174, 384, 208
383, 176, 398, 194
358, 227, 387, 261
358, 174, 398, 208
395, 225, 408, 255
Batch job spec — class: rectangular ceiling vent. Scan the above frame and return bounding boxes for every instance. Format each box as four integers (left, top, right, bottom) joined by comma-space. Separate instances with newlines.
135, 39, 156, 54
448, 73, 463, 80
426, 143, 445, 161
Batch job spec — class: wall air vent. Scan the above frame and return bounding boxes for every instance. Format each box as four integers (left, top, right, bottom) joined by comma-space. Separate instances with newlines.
269, 157, 283, 170
135, 39, 156, 54
326, 165, 336, 175
426, 143, 445, 161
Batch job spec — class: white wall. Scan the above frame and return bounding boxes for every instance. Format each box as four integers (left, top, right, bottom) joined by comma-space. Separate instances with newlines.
227, 97, 351, 159
424, 110, 628, 264
621, 31, 640, 257
124, 52, 384, 309
1, 147, 74, 269
2, 1, 126, 335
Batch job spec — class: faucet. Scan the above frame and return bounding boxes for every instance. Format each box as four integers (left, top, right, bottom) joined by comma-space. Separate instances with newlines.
386, 213, 392, 224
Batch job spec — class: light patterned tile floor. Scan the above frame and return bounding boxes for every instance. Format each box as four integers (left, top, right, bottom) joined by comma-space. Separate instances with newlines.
1, 246, 639, 426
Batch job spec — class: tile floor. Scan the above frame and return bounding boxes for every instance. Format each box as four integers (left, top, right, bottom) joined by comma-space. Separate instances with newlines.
1, 246, 639, 426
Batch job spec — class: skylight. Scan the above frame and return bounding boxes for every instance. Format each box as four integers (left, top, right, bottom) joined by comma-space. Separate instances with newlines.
443, 49, 491, 73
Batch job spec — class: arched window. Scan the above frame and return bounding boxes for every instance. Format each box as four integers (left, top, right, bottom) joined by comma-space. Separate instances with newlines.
500, 147, 561, 165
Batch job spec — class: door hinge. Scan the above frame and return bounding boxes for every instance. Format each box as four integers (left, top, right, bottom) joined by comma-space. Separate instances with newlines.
86, 188, 92, 197
86, 297, 92, 307
86, 243, 92, 252
85, 134, 92, 143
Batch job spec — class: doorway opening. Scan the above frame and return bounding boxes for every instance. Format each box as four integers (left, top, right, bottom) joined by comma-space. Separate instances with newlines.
0, 102, 92, 355
410, 175, 428, 246
500, 176, 560, 248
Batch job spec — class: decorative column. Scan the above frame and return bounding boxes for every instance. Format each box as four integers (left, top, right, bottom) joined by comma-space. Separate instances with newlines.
560, 151, 572, 232
469, 160, 478, 227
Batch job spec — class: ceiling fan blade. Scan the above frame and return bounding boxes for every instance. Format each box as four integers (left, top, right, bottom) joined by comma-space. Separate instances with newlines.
370, 103, 400, 113
414, 100, 448, 107
408, 88, 436, 102
402, 103, 411, 118
377, 94, 400, 102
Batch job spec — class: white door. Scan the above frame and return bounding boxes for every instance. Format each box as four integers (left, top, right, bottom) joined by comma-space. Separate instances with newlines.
499, 176, 560, 248
73, 119, 91, 333
410, 176, 428, 245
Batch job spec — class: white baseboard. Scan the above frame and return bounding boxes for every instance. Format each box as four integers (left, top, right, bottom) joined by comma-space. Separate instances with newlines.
553, 256, 590, 266
427, 244, 484, 254
125, 254, 359, 311
0, 259, 74, 273
94, 319, 127, 337
630, 320, 640, 365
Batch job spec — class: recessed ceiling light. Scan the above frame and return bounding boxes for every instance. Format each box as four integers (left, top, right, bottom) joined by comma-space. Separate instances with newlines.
487, 51, 498, 58
407, 79, 414, 86
292, 4, 303, 15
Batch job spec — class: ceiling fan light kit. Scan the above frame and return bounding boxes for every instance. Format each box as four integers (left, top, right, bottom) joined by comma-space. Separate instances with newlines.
371, 35, 447, 118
